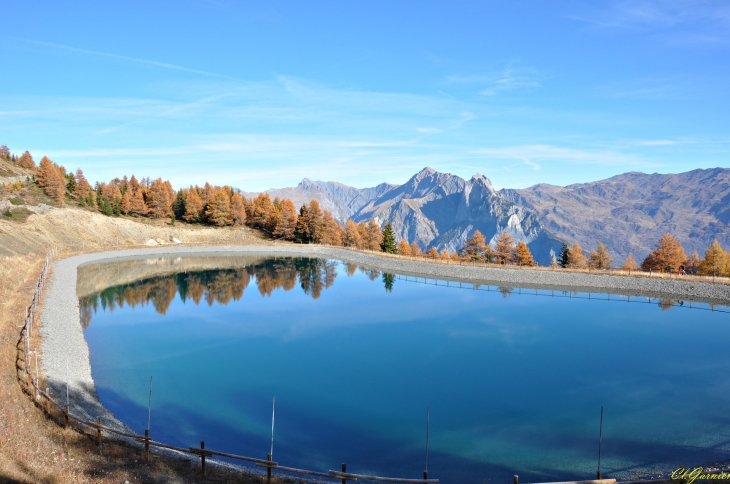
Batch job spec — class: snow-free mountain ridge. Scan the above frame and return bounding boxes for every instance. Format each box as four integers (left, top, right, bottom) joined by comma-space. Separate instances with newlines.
246, 166, 730, 266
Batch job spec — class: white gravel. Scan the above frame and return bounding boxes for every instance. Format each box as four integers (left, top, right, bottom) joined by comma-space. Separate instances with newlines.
40, 245, 730, 458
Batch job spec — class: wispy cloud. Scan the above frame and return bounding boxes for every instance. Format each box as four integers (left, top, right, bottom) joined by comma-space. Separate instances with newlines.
13, 38, 234, 78
446, 64, 544, 96
595, 79, 682, 100
474, 144, 643, 168
637, 139, 678, 146
569, 1, 730, 45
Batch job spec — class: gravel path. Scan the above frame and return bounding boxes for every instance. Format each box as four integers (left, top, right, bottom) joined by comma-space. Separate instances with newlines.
40, 245, 730, 462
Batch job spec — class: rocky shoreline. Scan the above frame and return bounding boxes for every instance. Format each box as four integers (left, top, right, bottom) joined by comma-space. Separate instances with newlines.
39, 245, 730, 478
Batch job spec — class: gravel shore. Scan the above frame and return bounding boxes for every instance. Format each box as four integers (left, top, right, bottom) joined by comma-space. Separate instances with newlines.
40, 245, 730, 468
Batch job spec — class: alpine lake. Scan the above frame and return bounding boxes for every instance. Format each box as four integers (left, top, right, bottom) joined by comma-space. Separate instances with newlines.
78, 255, 730, 483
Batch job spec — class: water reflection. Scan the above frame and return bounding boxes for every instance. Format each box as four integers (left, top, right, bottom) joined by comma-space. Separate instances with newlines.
80, 258, 399, 328
80, 258, 338, 326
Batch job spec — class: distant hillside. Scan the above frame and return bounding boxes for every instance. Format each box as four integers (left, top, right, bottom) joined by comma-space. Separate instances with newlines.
246, 168, 563, 265
500, 168, 730, 261
242, 178, 396, 222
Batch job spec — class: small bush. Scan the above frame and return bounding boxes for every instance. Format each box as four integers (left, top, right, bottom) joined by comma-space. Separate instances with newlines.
9, 197, 24, 205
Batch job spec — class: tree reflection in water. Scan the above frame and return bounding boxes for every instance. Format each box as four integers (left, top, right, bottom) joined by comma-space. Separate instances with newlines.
80, 258, 339, 328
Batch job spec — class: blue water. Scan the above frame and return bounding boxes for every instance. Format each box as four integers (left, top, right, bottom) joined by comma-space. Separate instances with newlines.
81, 257, 730, 483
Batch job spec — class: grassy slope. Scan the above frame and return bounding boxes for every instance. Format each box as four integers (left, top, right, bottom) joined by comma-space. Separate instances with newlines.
0, 205, 293, 483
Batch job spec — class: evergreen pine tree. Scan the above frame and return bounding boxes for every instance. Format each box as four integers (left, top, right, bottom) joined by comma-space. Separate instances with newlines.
173, 190, 187, 220
66, 173, 77, 194
382, 273, 395, 292
559, 243, 570, 268
381, 222, 397, 253
101, 198, 113, 216
294, 205, 311, 243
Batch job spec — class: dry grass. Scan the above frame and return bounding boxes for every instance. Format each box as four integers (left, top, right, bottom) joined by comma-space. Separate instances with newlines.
1, 205, 727, 483
0, 251, 295, 483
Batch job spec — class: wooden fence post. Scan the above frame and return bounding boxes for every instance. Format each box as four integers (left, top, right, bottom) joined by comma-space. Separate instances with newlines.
514, 475, 519, 484
145, 429, 150, 461
64, 404, 69, 429
201, 440, 206, 476
97, 417, 102, 451
342, 463, 346, 484
267, 453, 272, 483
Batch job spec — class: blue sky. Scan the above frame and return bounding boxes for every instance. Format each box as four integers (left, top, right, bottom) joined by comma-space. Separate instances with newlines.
1, 1, 729, 191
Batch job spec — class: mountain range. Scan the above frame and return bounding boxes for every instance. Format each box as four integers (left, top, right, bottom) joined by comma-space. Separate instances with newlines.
244, 167, 730, 266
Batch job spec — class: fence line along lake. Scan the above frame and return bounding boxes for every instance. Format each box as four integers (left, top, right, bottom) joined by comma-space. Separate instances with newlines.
78, 256, 730, 483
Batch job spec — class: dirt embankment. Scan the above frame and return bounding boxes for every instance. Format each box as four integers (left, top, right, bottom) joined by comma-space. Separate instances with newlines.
0, 205, 271, 259
0, 209, 284, 484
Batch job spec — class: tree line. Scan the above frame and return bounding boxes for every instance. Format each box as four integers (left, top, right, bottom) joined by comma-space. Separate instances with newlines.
2, 144, 729, 277
555, 233, 730, 277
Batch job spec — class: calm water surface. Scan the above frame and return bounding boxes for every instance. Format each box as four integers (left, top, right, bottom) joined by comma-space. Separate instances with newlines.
80, 257, 730, 483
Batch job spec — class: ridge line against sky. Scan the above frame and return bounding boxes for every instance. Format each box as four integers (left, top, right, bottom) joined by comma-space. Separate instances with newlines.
1, 0, 728, 191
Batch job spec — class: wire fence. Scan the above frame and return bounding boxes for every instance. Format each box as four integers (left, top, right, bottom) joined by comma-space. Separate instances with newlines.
49, 238, 730, 289
15, 247, 719, 484
394, 275, 730, 314
16, 255, 441, 483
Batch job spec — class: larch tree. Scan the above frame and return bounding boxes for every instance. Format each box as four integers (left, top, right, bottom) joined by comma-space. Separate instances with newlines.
74, 169, 92, 203
274, 199, 297, 236
231, 192, 248, 227
460, 230, 488, 262
398, 239, 412, 255
265, 206, 282, 234
17, 151, 35, 170
440, 250, 450, 260
366, 221, 383, 251
274, 198, 297, 240
646, 233, 687, 273
381, 222, 397, 253
699, 240, 730, 277
684, 250, 701, 275
344, 219, 363, 247
35, 156, 52, 190
205, 188, 232, 226
307, 200, 324, 242
146, 178, 174, 218
514, 241, 536, 267
550, 255, 559, 269
37, 157, 66, 205
640, 253, 656, 272
183, 188, 203, 222
319, 211, 344, 246
0, 145, 9, 159
251, 193, 275, 230
121, 190, 132, 214
589, 242, 612, 270
410, 242, 422, 257
426, 247, 440, 258
494, 231, 516, 265
621, 253, 638, 271
356, 221, 369, 248
129, 188, 148, 216
567, 243, 588, 269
